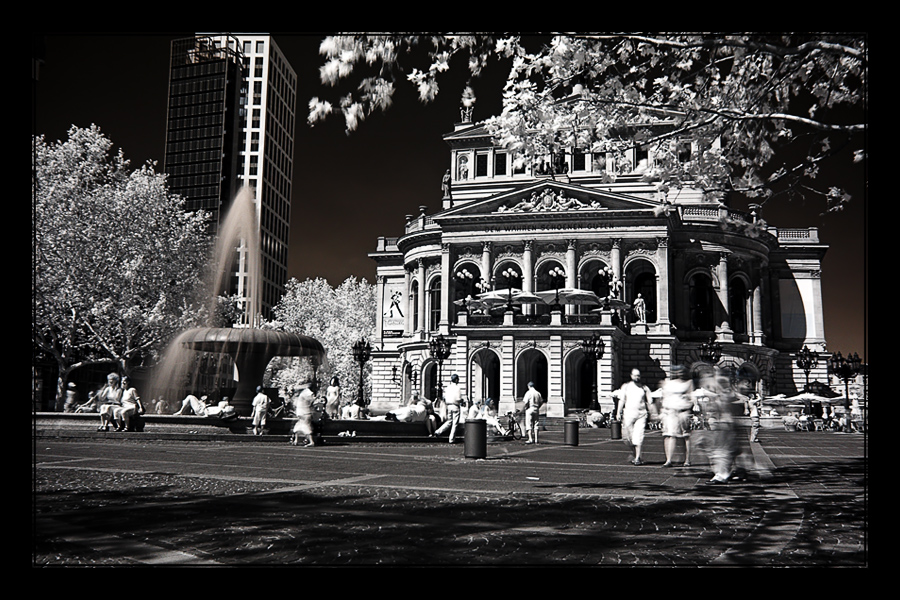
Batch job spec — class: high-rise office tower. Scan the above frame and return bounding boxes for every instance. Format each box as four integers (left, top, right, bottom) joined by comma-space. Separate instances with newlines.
164, 33, 296, 323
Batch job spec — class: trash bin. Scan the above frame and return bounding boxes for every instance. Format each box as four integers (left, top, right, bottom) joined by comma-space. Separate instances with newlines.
609, 419, 622, 440
564, 419, 579, 446
464, 419, 487, 459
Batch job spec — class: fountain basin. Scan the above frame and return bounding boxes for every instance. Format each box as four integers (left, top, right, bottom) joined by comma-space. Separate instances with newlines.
179, 327, 326, 415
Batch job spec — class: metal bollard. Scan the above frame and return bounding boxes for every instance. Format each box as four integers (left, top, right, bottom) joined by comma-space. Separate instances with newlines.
609, 419, 622, 440
564, 419, 579, 446
464, 419, 487, 459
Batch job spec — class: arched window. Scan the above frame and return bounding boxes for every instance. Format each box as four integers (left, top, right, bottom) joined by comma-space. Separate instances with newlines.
429, 280, 441, 331
729, 278, 748, 335
689, 273, 715, 332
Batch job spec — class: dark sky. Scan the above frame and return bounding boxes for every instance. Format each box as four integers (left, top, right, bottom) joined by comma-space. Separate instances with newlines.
32, 33, 867, 358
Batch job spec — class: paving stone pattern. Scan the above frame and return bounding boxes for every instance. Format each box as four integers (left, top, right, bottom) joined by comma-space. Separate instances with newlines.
32, 427, 868, 567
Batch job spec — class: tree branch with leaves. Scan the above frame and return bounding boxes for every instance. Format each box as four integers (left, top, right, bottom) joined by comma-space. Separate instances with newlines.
309, 33, 865, 212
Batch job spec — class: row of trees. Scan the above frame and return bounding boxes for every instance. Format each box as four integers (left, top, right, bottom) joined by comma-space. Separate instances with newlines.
33, 125, 375, 408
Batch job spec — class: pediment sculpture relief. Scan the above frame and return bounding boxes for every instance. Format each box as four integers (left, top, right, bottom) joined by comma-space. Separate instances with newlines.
496, 188, 602, 213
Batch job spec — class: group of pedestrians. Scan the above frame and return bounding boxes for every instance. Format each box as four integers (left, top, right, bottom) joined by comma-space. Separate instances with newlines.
614, 365, 766, 484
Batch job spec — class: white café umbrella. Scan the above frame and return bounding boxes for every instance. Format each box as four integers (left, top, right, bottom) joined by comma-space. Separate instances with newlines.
454, 297, 489, 312
534, 288, 602, 307
785, 392, 833, 404
590, 297, 629, 311
477, 288, 545, 307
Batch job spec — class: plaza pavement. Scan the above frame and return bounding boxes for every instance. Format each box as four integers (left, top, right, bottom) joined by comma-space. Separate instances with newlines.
33, 423, 868, 567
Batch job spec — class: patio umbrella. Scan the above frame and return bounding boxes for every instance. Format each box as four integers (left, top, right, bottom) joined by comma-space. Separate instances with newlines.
454, 297, 489, 313
477, 288, 545, 307
590, 298, 629, 311
534, 288, 602, 307
786, 392, 833, 404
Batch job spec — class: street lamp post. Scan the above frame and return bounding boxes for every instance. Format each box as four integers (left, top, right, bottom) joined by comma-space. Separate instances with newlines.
581, 332, 605, 413
828, 351, 862, 431
699, 336, 722, 365
795, 345, 818, 415
429, 334, 452, 404
456, 268, 474, 302
501, 268, 520, 312
352, 339, 372, 413
548, 266, 566, 311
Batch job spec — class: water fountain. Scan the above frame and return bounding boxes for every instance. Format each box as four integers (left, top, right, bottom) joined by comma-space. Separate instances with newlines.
150, 186, 326, 415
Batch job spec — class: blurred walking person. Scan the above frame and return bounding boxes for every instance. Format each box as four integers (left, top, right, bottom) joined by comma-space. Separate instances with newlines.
660, 365, 694, 467
290, 385, 316, 447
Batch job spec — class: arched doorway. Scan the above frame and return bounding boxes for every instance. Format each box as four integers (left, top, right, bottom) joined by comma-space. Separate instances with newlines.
470, 348, 500, 404
564, 349, 592, 411
515, 348, 548, 400
423, 360, 438, 401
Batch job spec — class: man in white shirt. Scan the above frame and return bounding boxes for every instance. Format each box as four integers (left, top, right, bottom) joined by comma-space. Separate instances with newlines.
616, 369, 653, 465
522, 382, 544, 444
432, 374, 465, 443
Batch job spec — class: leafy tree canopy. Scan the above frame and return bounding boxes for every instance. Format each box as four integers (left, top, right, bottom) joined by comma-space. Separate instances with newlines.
266, 277, 375, 395
309, 33, 866, 211
34, 125, 212, 402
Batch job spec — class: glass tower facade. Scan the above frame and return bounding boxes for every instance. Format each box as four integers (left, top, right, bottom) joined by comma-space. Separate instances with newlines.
164, 34, 296, 322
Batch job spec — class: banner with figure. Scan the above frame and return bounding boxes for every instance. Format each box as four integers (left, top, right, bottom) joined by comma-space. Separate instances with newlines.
383, 281, 405, 338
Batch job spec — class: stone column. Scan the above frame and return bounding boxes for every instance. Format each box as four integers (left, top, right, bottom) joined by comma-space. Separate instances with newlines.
611, 239, 622, 294
751, 281, 764, 344
715, 252, 733, 341
566, 239, 577, 315
522, 240, 534, 315
656, 237, 670, 328
499, 335, 516, 415
440, 243, 451, 334
417, 258, 426, 339
548, 335, 564, 418
482, 241, 493, 290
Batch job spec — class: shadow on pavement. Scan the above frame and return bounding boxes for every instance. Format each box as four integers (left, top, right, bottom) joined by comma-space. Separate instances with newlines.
34, 456, 867, 566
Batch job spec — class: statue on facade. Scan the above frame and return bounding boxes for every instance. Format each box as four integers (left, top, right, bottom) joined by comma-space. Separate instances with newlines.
633, 293, 646, 323
442, 169, 451, 198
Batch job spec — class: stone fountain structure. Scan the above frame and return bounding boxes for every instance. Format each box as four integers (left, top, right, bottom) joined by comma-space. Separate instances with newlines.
151, 186, 326, 415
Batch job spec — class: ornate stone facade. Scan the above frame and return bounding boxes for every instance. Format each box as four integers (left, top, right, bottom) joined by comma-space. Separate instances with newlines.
367, 118, 829, 417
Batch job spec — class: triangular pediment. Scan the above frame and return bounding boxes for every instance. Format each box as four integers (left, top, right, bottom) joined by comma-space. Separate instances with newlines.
435, 180, 661, 221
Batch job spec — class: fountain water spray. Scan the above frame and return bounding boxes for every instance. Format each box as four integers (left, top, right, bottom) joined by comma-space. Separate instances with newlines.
148, 186, 326, 415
